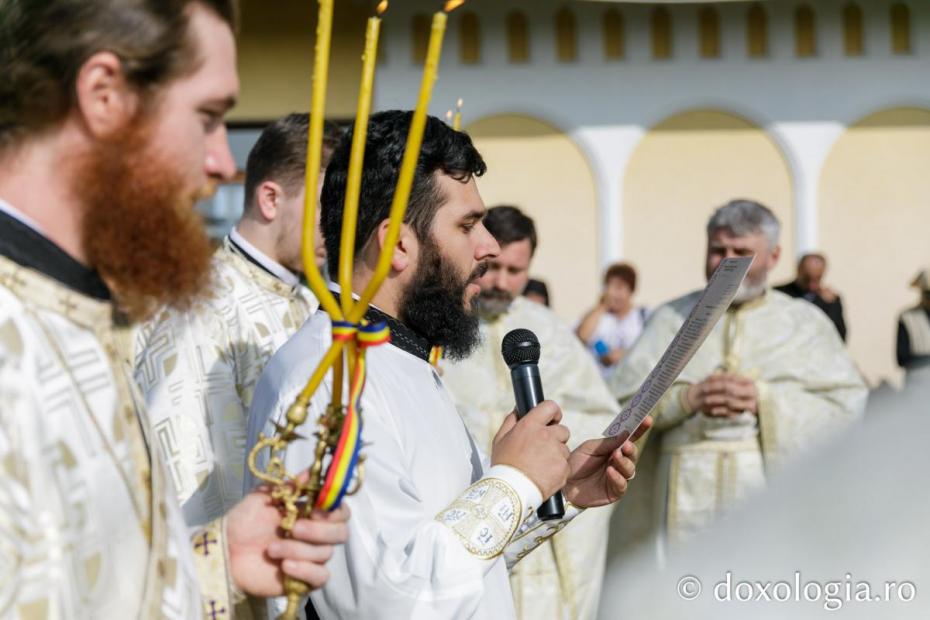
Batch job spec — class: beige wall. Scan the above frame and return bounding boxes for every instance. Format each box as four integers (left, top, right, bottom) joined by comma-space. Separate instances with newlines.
819, 107, 930, 387
231, 1, 366, 121
465, 114, 600, 323
622, 109, 795, 309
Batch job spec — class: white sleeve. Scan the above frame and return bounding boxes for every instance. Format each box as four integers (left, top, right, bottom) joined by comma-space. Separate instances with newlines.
471, 439, 587, 572
0, 352, 45, 614
134, 308, 245, 525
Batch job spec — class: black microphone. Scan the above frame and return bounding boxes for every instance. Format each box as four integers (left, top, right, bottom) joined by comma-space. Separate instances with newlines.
501, 328, 565, 521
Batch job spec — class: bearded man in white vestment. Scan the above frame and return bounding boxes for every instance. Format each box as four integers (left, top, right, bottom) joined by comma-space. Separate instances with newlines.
134, 114, 342, 527
441, 206, 620, 620
0, 2, 349, 617
606, 200, 867, 575
248, 111, 650, 620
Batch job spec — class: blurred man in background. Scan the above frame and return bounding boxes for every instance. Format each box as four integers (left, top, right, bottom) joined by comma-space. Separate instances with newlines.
896, 267, 930, 385
607, 199, 866, 568
776, 252, 847, 341
443, 205, 620, 620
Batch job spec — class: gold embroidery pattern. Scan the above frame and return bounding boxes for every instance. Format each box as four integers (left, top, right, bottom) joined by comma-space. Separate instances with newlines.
0, 256, 203, 618
510, 519, 569, 562
133, 242, 316, 524
436, 478, 522, 559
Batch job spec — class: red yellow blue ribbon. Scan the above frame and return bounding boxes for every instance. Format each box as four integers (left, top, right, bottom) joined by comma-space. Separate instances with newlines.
316, 320, 390, 511
429, 345, 443, 367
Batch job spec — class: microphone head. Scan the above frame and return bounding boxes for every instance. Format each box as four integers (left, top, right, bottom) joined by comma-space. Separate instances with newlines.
501, 328, 540, 368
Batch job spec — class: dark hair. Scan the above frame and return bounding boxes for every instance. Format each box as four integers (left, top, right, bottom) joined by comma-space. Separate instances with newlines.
0, 0, 237, 150
605, 262, 637, 292
483, 205, 538, 255
523, 278, 550, 306
798, 252, 827, 268
243, 114, 343, 211
321, 110, 486, 279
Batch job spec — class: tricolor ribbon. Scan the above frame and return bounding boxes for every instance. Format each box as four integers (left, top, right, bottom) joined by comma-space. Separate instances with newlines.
429, 345, 443, 367
316, 320, 391, 511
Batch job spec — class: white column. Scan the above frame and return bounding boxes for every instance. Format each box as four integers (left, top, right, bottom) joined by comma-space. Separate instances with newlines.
769, 121, 845, 255
575, 125, 646, 268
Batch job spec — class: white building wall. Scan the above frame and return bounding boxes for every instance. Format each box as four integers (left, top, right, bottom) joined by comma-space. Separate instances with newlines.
366, 0, 930, 384
374, 0, 930, 265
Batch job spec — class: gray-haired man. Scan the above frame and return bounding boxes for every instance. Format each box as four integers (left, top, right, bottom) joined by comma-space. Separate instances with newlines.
606, 199, 867, 560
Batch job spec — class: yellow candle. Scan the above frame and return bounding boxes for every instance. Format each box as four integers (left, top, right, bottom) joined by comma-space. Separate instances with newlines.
352, 2, 464, 321
301, 0, 343, 321
452, 97, 463, 130
339, 10, 383, 315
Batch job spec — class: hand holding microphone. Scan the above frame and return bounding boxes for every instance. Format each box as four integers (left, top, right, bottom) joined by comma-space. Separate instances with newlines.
490, 328, 648, 520
496, 329, 567, 520
490, 401, 570, 515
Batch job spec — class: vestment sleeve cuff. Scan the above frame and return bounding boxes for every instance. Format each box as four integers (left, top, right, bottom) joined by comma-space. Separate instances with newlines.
434, 465, 542, 559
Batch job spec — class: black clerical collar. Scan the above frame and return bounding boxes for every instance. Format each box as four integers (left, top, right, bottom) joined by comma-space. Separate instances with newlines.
365, 305, 433, 363
326, 290, 432, 363
227, 235, 278, 280
0, 209, 110, 300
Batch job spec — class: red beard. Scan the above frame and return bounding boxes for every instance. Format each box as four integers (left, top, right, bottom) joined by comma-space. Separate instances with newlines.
75, 119, 214, 322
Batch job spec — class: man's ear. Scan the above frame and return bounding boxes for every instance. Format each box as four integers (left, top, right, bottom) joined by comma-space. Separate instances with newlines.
375, 219, 417, 274
74, 51, 138, 138
769, 244, 782, 270
255, 180, 284, 222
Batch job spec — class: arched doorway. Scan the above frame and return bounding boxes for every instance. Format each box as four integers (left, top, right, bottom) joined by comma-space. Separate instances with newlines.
819, 107, 930, 386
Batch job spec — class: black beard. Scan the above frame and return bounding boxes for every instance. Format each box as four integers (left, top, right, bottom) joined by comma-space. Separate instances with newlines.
398, 237, 482, 361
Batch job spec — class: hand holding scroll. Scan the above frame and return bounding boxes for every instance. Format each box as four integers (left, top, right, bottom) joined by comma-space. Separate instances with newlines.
564, 416, 653, 508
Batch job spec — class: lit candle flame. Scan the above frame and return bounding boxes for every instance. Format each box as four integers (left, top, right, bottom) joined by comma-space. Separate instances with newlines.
446, 110, 453, 122
456, 97, 463, 110
376, 1, 388, 16
443, 0, 465, 14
